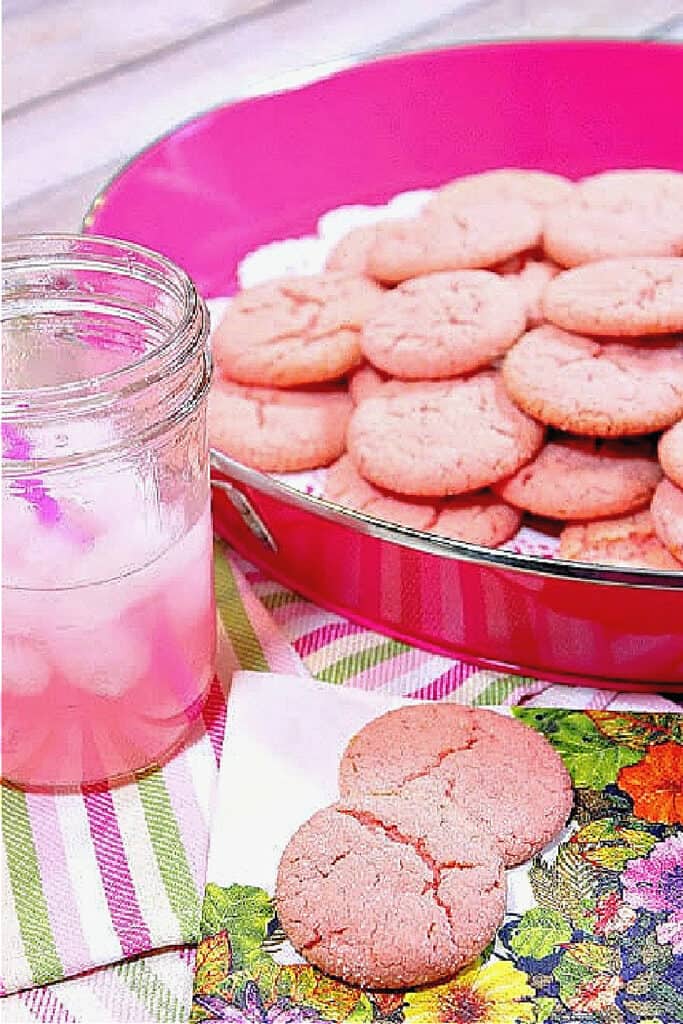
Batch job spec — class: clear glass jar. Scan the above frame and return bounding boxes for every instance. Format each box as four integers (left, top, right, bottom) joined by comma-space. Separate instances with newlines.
2, 235, 215, 789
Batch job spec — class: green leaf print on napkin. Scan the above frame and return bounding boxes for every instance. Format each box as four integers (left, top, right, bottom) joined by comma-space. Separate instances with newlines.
528, 843, 602, 931
533, 995, 558, 1023
508, 908, 573, 959
551, 950, 595, 1005
565, 941, 620, 974
201, 883, 273, 969
193, 884, 375, 1023
513, 709, 642, 788
586, 711, 683, 750
570, 817, 658, 871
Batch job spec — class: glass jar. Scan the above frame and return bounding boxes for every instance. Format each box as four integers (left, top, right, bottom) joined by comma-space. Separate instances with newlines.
2, 235, 215, 789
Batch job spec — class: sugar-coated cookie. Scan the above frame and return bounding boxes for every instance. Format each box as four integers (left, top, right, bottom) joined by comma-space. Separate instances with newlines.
347, 363, 390, 404
276, 800, 505, 988
325, 224, 380, 275
559, 510, 683, 570
651, 478, 683, 562
366, 200, 542, 284
324, 455, 521, 545
543, 169, 683, 267
212, 273, 383, 387
500, 256, 561, 328
338, 705, 573, 866
542, 258, 683, 336
429, 168, 574, 212
347, 373, 544, 496
503, 327, 683, 436
659, 419, 683, 488
208, 380, 351, 471
348, 373, 425, 402
360, 271, 526, 379
428, 491, 522, 547
324, 454, 436, 530
494, 436, 662, 520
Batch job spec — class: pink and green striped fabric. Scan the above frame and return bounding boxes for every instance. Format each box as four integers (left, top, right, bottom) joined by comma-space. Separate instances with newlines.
2, 538, 680, 1022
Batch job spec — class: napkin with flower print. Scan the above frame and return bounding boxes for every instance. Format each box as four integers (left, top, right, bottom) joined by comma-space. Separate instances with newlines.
191, 673, 683, 1024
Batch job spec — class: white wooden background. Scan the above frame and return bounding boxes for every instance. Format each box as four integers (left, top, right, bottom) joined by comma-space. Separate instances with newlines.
3, 0, 683, 238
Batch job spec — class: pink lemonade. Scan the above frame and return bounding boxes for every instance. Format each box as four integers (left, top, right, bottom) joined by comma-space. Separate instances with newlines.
3, 236, 215, 788
2, 500, 215, 789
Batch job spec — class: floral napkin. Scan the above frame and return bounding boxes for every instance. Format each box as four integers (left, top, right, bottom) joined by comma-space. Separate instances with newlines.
190, 672, 683, 1024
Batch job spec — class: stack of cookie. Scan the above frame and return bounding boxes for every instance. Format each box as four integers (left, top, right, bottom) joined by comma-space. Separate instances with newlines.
504, 253, 683, 569
654, 421, 683, 562
209, 168, 683, 568
275, 705, 572, 989
209, 272, 381, 472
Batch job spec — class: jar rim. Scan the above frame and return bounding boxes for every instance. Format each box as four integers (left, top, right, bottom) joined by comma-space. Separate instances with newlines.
2, 233, 211, 472
2, 233, 208, 410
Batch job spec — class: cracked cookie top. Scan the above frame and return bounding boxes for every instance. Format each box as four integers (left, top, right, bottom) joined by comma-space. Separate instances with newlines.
208, 380, 352, 472
543, 169, 683, 266
365, 200, 543, 284
493, 435, 662, 521
347, 372, 545, 496
324, 455, 521, 546
275, 798, 504, 989
503, 326, 683, 437
359, 270, 527, 379
542, 258, 683, 337
212, 272, 383, 387
427, 169, 574, 213
559, 508, 683, 570
338, 705, 573, 866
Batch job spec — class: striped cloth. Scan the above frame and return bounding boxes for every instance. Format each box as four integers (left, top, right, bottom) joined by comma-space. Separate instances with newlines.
0, 685, 222, 994
2, 538, 679, 1022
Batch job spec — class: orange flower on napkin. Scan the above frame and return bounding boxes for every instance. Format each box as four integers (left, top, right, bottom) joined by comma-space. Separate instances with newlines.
617, 741, 683, 824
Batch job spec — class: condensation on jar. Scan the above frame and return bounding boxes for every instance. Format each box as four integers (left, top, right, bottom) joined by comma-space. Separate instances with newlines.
2, 235, 216, 788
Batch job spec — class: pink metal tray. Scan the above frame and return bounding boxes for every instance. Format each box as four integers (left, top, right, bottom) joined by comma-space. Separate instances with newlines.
86, 40, 683, 689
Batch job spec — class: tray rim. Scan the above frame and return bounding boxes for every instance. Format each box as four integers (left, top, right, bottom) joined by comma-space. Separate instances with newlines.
82, 37, 683, 234
211, 450, 683, 591
85, 37, 683, 595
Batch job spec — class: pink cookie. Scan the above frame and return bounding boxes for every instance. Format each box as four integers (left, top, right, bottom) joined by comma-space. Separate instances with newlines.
651, 478, 683, 562
347, 363, 390, 404
276, 799, 505, 989
324, 454, 435, 530
493, 248, 544, 275
494, 436, 662, 520
366, 200, 542, 284
348, 370, 424, 404
208, 380, 351, 472
360, 271, 526, 379
503, 326, 683, 436
542, 258, 683, 337
338, 705, 573, 866
325, 224, 380, 276
429, 491, 522, 547
430, 168, 574, 212
559, 510, 683, 570
659, 419, 683, 488
347, 372, 544, 496
212, 273, 383, 387
500, 256, 561, 328
543, 169, 683, 267
340, 705, 478, 787
324, 455, 521, 545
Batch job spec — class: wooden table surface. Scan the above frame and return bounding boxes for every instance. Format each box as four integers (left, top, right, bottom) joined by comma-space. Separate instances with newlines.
3, 0, 683, 238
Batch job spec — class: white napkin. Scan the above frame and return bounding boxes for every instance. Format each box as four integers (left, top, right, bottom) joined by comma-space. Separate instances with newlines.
206, 672, 538, 912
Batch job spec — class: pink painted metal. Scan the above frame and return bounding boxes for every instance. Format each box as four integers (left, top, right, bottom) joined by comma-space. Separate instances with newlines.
86, 41, 683, 687
210, 460, 683, 689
